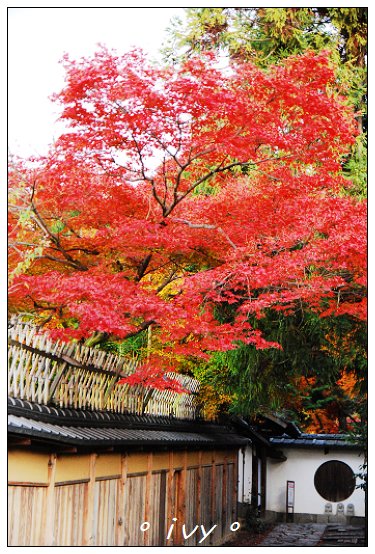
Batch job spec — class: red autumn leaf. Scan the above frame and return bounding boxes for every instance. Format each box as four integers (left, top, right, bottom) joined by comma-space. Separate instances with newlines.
8, 49, 366, 386
117, 364, 187, 393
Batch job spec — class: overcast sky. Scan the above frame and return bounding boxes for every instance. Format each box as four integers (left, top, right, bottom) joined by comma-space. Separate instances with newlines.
8, 7, 185, 157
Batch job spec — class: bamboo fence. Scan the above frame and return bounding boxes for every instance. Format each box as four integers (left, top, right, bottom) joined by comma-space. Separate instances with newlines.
8, 316, 202, 420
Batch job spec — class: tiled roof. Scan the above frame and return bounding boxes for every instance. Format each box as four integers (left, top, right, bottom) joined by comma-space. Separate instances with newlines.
8, 397, 249, 449
8, 397, 196, 428
269, 433, 360, 450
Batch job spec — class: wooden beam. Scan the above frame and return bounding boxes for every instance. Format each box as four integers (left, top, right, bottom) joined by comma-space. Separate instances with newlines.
55, 446, 78, 454
8, 437, 31, 446
262, 412, 288, 429
93, 446, 114, 453
8, 480, 48, 487
54, 479, 90, 486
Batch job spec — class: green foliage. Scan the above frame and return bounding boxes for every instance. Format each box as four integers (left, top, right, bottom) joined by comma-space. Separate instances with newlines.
244, 504, 270, 533
162, 8, 367, 431
190, 309, 366, 429
10, 246, 43, 277
163, 8, 366, 66
343, 134, 367, 198
164, 8, 367, 198
101, 331, 148, 356
17, 207, 33, 225
325, 8, 367, 62
50, 220, 65, 234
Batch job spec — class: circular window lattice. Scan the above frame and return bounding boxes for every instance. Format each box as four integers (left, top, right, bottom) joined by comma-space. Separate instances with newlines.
314, 460, 356, 502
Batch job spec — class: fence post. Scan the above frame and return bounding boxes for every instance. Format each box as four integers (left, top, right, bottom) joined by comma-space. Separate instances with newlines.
83, 453, 97, 545
44, 454, 57, 545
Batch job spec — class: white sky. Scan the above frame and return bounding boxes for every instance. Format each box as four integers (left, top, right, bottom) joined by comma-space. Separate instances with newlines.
8, 7, 185, 157
7, 3, 369, 158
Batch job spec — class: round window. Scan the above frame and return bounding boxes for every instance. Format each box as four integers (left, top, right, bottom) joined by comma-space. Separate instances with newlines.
314, 460, 355, 502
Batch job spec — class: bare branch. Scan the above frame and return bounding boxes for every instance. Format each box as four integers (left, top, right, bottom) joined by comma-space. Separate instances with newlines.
34, 254, 89, 271
156, 271, 181, 293
10, 241, 43, 248
217, 227, 238, 249
123, 319, 156, 339
135, 254, 153, 282
170, 217, 216, 230
130, 131, 165, 213
149, 131, 184, 168
28, 201, 89, 271
170, 218, 237, 249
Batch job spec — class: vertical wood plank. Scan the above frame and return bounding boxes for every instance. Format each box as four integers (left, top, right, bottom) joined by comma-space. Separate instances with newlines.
217, 465, 224, 541
8, 485, 47, 546
158, 471, 167, 545
54, 483, 86, 546
116, 454, 127, 546
175, 451, 187, 546
44, 454, 57, 545
143, 452, 153, 546
210, 450, 216, 544
226, 463, 234, 530
166, 451, 176, 545
34, 487, 46, 545
196, 450, 202, 528
83, 453, 97, 546
222, 454, 228, 535
124, 474, 146, 545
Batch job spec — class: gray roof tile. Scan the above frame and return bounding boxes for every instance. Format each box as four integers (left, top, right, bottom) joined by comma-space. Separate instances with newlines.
8, 411, 248, 449
269, 433, 359, 449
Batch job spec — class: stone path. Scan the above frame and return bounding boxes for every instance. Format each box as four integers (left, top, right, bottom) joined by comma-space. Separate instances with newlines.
257, 523, 366, 547
258, 523, 327, 547
319, 524, 366, 547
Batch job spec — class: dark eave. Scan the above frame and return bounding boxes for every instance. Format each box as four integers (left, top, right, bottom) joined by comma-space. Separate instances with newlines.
269, 433, 361, 450
230, 416, 286, 461
259, 412, 301, 438
8, 398, 249, 451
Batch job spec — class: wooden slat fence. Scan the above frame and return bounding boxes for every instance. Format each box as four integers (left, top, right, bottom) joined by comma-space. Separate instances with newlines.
8, 316, 203, 420
8, 449, 239, 546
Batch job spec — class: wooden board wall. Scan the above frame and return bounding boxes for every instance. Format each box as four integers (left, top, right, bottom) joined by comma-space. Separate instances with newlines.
8, 448, 239, 547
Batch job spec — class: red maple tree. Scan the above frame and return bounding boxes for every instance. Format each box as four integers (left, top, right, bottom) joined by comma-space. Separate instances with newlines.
8, 49, 366, 387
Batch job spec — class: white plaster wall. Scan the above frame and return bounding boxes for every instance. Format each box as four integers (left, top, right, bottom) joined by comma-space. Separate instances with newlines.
266, 448, 365, 517
238, 445, 252, 503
